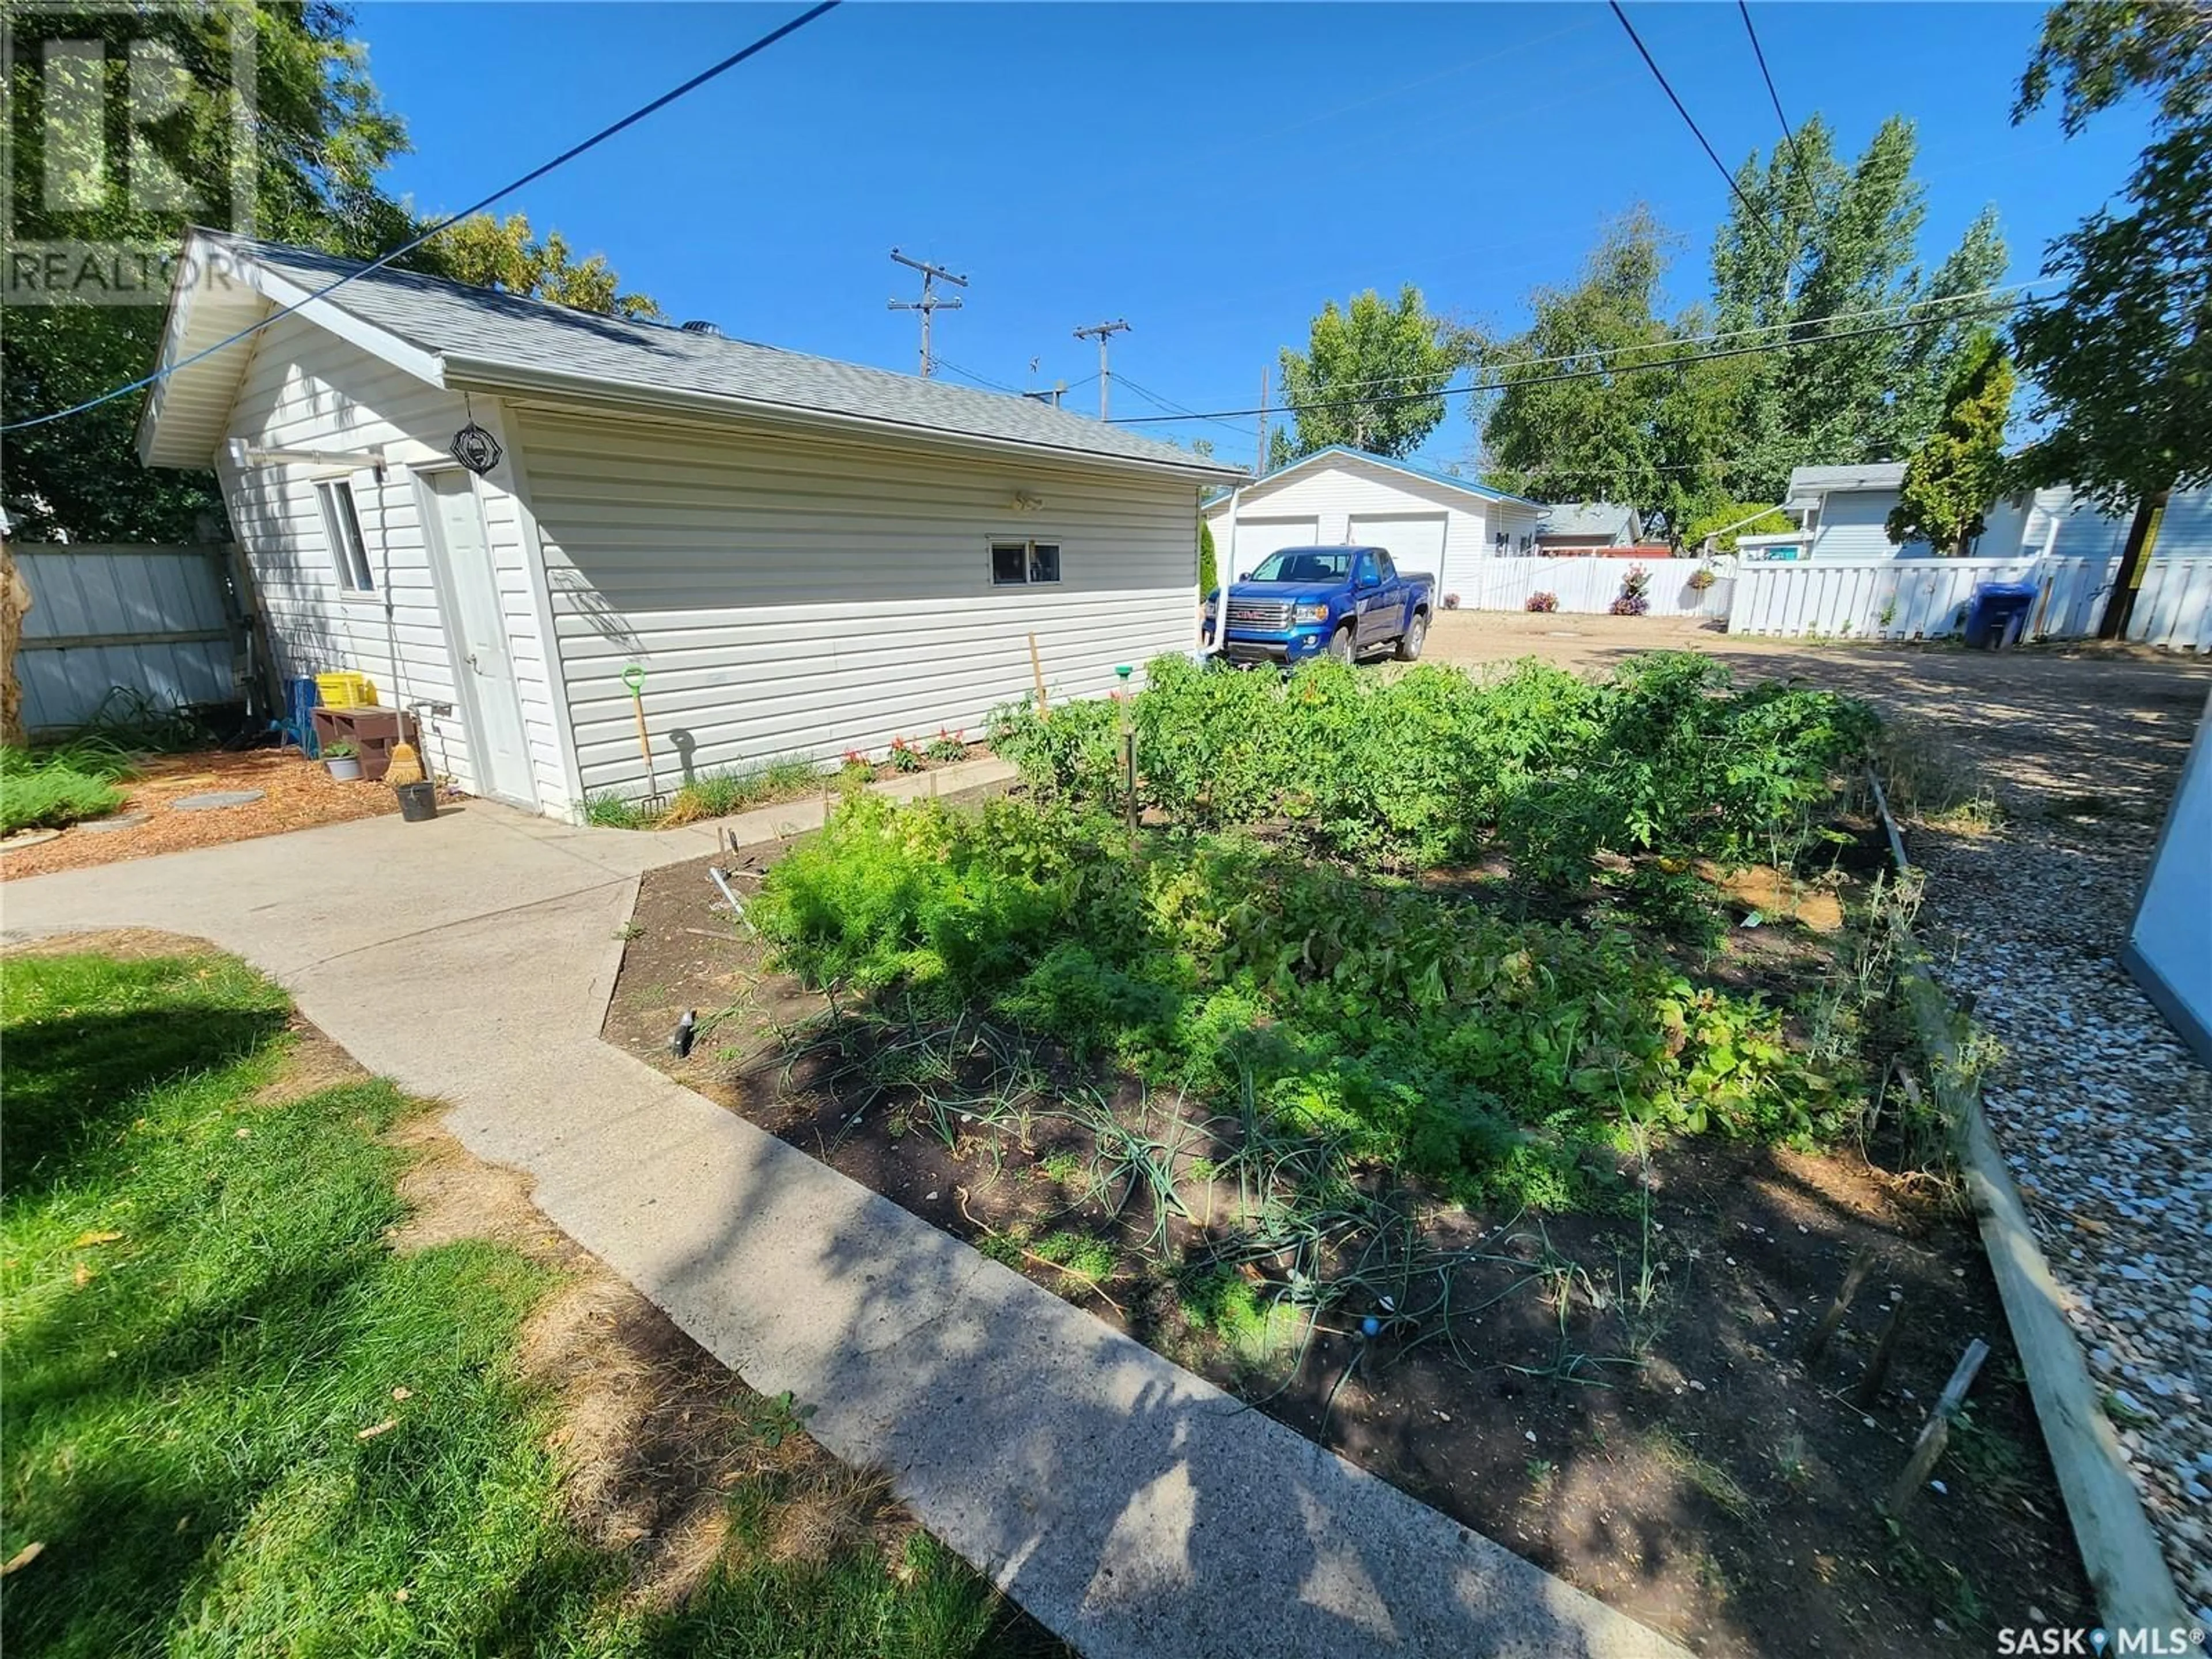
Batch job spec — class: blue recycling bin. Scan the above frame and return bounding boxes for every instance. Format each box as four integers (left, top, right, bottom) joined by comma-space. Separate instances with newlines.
280, 675, 323, 755
1964, 581, 2037, 649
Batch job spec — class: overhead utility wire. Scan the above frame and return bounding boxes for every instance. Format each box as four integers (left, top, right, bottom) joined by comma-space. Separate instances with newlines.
1113, 373, 1260, 439
1607, 1, 1786, 259
0, 1, 843, 434
1111, 296, 2037, 426
1737, 1, 1810, 179
1250, 283, 2041, 402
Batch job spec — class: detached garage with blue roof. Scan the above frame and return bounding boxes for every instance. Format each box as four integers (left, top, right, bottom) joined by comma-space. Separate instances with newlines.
1200, 446, 1543, 600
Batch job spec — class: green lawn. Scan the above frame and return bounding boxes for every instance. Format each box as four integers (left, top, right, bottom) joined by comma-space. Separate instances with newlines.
1, 948, 1048, 1659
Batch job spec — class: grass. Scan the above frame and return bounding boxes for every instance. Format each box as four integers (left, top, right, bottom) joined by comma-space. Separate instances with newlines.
0, 948, 1052, 1659
586, 752, 920, 832
0, 741, 135, 834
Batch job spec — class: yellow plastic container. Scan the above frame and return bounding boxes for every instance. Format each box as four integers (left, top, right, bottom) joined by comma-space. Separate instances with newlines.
315, 671, 377, 709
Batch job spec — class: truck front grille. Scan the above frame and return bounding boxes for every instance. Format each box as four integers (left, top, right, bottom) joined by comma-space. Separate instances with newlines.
1226, 599, 1294, 630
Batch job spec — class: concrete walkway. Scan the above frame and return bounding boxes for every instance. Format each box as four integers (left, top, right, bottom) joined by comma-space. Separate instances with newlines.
2, 762, 1687, 1659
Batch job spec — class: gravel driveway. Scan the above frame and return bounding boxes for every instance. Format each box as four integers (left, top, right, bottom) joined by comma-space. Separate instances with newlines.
1429, 609, 2212, 1615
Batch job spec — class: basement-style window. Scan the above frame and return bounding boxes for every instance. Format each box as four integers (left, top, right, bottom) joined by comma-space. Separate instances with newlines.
317, 480, 374, 593
990, 540, 1061, 586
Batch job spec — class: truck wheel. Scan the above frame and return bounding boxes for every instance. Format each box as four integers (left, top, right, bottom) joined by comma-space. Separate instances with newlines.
1395, 611, 1428, 661
1328, 624, 1357, 664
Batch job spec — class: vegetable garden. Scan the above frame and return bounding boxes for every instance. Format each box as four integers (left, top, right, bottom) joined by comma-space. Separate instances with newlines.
606, 650, 2089, 1656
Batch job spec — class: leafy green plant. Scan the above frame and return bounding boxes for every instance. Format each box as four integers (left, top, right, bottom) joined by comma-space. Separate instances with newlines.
925, 728, 969, 763
887, 736, 925, 774
0, 745, 130, 832
320, 740, 358, 759
582, 790, 649, 830
748, 1389, 819, 1449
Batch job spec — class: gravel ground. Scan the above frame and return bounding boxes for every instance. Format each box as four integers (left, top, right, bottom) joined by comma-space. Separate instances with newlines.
1908, 734, 2212, 1623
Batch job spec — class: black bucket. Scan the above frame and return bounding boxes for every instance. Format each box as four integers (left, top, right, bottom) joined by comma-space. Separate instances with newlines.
396, 781, 438, 823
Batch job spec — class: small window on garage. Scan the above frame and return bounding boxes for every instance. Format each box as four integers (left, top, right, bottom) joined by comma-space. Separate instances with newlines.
990, 540, 1061, 586
317, 479, 374, 592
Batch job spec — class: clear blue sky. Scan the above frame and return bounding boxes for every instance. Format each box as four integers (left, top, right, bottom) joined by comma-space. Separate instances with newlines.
354, 1, 2152, 475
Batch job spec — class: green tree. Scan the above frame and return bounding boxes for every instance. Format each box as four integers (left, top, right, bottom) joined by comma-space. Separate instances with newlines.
1710, 115, 2008, 497
2011, 2, 2212, 636
1277, 285, 1457, 460
1198, 518, 1219, 597
1472, 210, 1745, 537
2, 6, 660, 543
1886, 331, 2017, 553
414, 212, 661, 318
1682, 499, 1793, 554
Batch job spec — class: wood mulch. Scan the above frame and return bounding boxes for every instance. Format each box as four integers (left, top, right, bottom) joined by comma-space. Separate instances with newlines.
0, 748, 399, 878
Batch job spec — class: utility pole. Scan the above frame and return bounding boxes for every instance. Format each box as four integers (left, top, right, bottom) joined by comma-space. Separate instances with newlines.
1073, 319, 1131, 419
1255, 366, 1270, 475
888, 248, 967, 378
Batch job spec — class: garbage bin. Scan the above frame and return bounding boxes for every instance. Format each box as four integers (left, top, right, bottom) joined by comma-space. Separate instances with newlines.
1964, 581, 2037, 649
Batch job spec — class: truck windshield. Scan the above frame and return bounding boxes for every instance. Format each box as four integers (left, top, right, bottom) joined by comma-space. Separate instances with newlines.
1247, 549, 1350, 582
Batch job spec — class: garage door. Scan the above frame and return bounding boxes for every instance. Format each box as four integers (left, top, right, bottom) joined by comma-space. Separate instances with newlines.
1228, 516, 1320, 578
1349, 513, 1449, 587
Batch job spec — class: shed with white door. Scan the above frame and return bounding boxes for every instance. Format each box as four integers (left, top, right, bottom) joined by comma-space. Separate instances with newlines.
1201, 446, 1542, 601
136, 231, 1238, 819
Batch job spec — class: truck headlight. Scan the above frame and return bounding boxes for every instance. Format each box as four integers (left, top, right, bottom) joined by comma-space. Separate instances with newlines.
1293, 602, 1330, 624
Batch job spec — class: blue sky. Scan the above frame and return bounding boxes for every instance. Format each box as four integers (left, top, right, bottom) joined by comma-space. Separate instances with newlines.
355, 2, 2152, 474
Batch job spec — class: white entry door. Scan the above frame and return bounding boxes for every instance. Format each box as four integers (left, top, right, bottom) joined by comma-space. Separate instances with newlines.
422, 468, 537, 809
1349, 513, 1449, 589
1228, 517, 1321, 577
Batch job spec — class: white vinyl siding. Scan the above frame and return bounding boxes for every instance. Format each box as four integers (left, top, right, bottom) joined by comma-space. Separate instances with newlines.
1204, 454, 1541, 600
1223, 517, 1319, 577
510, 403, 1201, 800
1347, 513, 1448, 585
1809, 488, 1905, 559
215, 310, 570, 814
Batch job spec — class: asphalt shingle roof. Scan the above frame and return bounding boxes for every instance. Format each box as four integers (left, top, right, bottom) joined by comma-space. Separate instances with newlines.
223, 236, 1233, 476
1536, 501, 1639, 540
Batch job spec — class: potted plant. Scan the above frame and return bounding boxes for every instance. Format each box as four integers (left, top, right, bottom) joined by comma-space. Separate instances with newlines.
1442, 592, 1461, 611
1525, 590, 1560, 613
1609, 565, 1653, 616
1687, 565, 1718, 592
322, 740, 362, 781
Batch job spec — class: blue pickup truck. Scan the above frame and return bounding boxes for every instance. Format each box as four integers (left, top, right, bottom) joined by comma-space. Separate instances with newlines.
1201, 544, 1433, 666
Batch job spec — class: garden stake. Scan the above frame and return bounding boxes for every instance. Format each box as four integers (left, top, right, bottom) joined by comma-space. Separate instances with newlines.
1854, 1293, 1909, 1407
622, 664, 660, 807
1882, 1336, 1989, 1520
1028, 632, 1049, 715
1801, 1246, 1876, 1364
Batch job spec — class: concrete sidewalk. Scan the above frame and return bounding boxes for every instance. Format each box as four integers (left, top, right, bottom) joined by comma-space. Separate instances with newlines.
2, 764, 1687, 1659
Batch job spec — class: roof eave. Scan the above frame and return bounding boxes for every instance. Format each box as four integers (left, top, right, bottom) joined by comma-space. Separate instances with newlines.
444, 356, 1246, 484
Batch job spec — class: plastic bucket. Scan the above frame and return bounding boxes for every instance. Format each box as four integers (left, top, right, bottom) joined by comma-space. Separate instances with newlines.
396, 781, 438, 823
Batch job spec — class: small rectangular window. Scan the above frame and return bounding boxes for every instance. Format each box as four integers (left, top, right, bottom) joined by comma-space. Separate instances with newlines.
990, 540, 1062, 586
318, 480, 374, 592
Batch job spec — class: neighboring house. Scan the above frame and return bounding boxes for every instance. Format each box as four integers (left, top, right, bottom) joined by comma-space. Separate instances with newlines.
1534, 501, 1643, 554
137, 231, 1238, 819
1200, 447, 1543, 597
1745, 463, 2212, 563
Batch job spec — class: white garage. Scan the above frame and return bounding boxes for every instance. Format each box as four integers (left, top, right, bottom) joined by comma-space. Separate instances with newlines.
1203, 445, 1541, 601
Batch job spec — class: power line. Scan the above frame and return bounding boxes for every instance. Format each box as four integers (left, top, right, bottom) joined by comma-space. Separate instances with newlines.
1607, 1, 1785, 259
1, 1, 843, 434
933, 357, 1022, 397
1737, 1, 1810, 180
1112, 373, 1260, 440
1112, 294, 2041, 426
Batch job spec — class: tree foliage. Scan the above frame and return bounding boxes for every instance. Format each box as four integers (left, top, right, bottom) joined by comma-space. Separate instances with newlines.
1, 3, 658, 543
1710, 115, 2008, 495
1682, 499, 1793, 554
412, 213, 661, 319
1277, 286, 1457, 460
1198, 518, 1219, 597
1887, 331, 2017, 552
2008, 2, 2212, 508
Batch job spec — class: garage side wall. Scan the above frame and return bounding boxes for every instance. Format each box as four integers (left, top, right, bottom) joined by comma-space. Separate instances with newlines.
215, 314, 571, 813
1201, 456, 1516, 596
510, 403, 1202, 800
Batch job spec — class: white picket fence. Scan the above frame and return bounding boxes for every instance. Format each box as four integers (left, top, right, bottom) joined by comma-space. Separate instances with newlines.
1729, 554, 2212, 650
1448, 555, 1735, 620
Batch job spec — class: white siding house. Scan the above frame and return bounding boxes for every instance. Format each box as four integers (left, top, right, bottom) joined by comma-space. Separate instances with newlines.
138, 232, 1238, 819
1200, 448, 1542, 601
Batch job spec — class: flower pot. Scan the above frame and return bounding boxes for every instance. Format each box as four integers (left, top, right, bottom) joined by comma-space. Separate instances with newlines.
325, 756, 362, 782
395, 780, 438, 821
